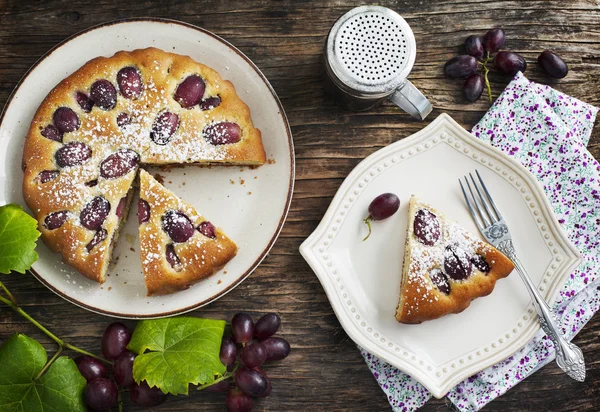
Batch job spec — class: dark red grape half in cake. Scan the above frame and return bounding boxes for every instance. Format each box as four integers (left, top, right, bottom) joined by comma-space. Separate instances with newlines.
444, 244, 473, 280
471, 254, 491, 273
165, 244, 182, 269
90, 79, 117, 110
75, 91, 94, 112
55, 142, 92, 167
138, 199, 150, 223
99, 149, 139, 179
162, 210, 195, 242
41, 125, 63, 142
204, 122, 241, 145
87, 228, 108, 252
53, 107, 80, 133
85, 179, 98, 187
413, 208, 440, 246
116, 196, 128, 219
174, 75, 205, 108
150, 111, 179, 145
80, 196, 111, 230
198, 221, 216, 238
117, 66, 143, 99
44, 211, 69, 230
363, 193, 400, 241
38, 170, 59, 184
429, 268, 450, 295
199, 96, 221, 111
116, 112, 132, 127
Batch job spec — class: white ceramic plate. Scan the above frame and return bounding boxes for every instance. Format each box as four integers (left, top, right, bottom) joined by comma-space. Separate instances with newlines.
300, 114, 580, 398
0, 19, 294, 318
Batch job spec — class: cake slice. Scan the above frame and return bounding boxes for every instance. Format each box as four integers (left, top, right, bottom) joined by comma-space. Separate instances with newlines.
395, 196, 514, 324
137, 169, 237, 295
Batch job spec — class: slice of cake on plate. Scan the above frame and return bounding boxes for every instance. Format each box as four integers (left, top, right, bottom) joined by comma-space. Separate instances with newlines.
137, 169, 237, 295
395, 195, 514, 324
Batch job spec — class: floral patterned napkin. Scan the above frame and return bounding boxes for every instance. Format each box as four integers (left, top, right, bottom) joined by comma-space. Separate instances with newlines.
360, 72, 600, 411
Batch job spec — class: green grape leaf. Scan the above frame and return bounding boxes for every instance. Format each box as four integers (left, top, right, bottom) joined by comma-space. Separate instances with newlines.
128, 317, 226, 395
0, 204, 40, 274
0, 333, 86, 412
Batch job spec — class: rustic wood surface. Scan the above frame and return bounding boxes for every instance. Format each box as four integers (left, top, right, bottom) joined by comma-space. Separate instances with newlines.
1, 0, 600, 410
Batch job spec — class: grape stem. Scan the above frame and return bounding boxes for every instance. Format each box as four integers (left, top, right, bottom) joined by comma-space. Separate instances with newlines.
0, 280, 110, 364
482, 51, 493, 103
35, 345, 63, 380
362, 216, 373, 242
196, 367, 238, 391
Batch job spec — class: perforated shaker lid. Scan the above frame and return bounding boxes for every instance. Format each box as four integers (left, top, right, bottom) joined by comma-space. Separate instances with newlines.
326, 6, 417, 96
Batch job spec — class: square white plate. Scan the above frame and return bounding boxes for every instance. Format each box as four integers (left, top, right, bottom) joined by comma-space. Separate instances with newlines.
300, 114, 580, 398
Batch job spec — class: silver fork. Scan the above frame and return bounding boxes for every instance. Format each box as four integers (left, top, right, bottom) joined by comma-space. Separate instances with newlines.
459, 170, 585, 382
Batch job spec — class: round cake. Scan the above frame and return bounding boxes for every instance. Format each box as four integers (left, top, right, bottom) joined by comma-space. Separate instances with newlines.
22, 47, 266, 284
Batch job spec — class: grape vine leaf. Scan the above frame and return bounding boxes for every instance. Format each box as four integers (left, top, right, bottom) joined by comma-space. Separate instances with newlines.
0, 333, 86, 412
0, 204, 40, 274
128, 317, 226, 395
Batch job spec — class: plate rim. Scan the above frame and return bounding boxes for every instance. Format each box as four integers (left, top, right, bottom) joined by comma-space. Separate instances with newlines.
0, 17, 295, 319
300, 113, 581, 398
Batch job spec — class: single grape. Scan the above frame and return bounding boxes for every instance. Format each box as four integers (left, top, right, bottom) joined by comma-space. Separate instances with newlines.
235, 366, 268, 397
495, 51, 527, 76
174, 75, 205, 108
101, 322, 132, 360
254, 313, 281, 340
80, 196, 110, 230
75, 91, 94, 112
261, 337, 291, 361
116, 112, 132, 127
206, 379, 231, 392
116, 197, 128, 219
99, 149, 139, 179
443, 55, 478, 79
166, 244, 182, 269
38, 170, 59, 184
86, 229, 108, 252
199, 96, 221, 111
113, 350, 136, 387
75, 355, 107, 382
198, 221, 216, 238
138, 199, 150, 223
84, 378, 118, 410
463, 74, 484, 103
41, 125, 63, 142
464, 35, 484, 58
117, 66, 143, 99
429, 268, 450, 295
255, 368, 272, 398
204, 122, 241, 145
129, 381, 167, 407
226, 388, 252, 412
54, 142, 92, 167
44, 211, 69, 230
241, 341, 267, 369
231, 313, 254, 344
220, 336, 237, 367
90, 79, 117, 110
150, 111, 180, 145
162, 210, 195, 242
363, 193, 400, 241
483, 28, 505, 53
537, 50, 568, 79
53, 107, 80, 133
444, 244, 472, 280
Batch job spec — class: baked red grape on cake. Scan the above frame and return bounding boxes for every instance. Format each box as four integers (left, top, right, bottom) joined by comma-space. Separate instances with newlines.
22, 48, 265, 284
395, 196, 514, 324
138, 170, 237, 295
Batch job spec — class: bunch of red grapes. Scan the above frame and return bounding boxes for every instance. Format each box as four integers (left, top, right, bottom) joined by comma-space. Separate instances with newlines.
444, 28, 569, 103
216, 312, 291, 412
76, 322, 166, 411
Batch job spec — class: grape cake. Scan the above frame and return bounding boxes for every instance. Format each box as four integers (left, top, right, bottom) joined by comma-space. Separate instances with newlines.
395, 196, 514, 324
22, 47, 266, 293
138, 170, 237, 295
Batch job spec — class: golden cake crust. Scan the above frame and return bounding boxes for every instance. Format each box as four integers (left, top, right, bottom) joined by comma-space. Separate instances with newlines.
139, 170, 238, 295
395, 196, 514, 324
22, 48, 264, 283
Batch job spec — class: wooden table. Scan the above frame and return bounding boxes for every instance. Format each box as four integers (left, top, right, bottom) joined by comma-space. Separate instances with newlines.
1, 1, 599, 410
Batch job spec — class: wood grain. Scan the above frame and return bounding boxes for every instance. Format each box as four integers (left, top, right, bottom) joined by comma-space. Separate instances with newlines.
1, 0, 600, 410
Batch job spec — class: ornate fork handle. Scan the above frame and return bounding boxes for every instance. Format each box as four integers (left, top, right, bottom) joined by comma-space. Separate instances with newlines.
497, 239, 586, 382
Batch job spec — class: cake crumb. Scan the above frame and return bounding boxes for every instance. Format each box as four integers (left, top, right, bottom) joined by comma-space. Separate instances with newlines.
224, 270, 228, 274
230, 179, 235, 184
108, 286, 112, 291
239, 179, 245, 185
254, 176, 258, 179
267, 158, 276, 164
217, 279, 222, 284
248, 191, 252, 195
154, 173, 166, 184
130, 247, 135, 252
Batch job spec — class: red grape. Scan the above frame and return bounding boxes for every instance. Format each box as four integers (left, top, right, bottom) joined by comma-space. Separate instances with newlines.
54, 142, 92, 167
429, 268, 450, 295
44, 211, 69, 230
150, 111, 179, 145
162, 210, 195, 242
129, 381, 167, 407
220, 336, 237, 367
254, 313, 280, 340
38, 170, 59, 184
85, 378, 118, 410
138, 199, 150, 224
99, 149, 139, 179
206, 379, 231, 392
463, 74, 484, 103
53, 107, 80, 133
204, 122, 241, 145
226, 388, 252, 412
261, 337, 291, 361
483, 28, 505, 53
444, 55, 478, 79
368, 193, 400, 221
165, 244, 182, 269
444, 244, 472, 280
199, 96, 221, 111
41, 125, 63, 142
235, 366, 268, 397
116, 112, 132, 127
241, 341, 266, 369
113, 350, 135, 387
464, 35, 484, 58
537, 50, 568, 79
101, 322, 132, 360
495, 51, 526, 76
231, 313, 254, 344
198, 221, 216, 239
75, 356, 107, 382
116, 197, 128, 219
90, 79, 117, 110
174, 75, 205, 108
86, 228, 107, 252
117, 66, 143, 99
80, 196, 110, 230
255, 368, 272, 398
75, 91, 94, 112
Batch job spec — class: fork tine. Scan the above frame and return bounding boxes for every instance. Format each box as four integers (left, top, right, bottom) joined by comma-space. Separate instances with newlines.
464, 176, 491, 228
459, 179, 485, 232
476, 169, 504, 221
469, 173, 498, 223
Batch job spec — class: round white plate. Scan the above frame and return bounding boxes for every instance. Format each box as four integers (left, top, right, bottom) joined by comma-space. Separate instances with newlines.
300, 114, 580, 398
0, 19, 294, 318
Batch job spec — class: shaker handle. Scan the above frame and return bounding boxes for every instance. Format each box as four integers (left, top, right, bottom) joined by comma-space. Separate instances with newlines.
388, 81, 432, 121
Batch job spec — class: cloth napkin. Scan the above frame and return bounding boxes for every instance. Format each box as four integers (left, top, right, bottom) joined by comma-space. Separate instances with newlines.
360, 72, 600, 411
